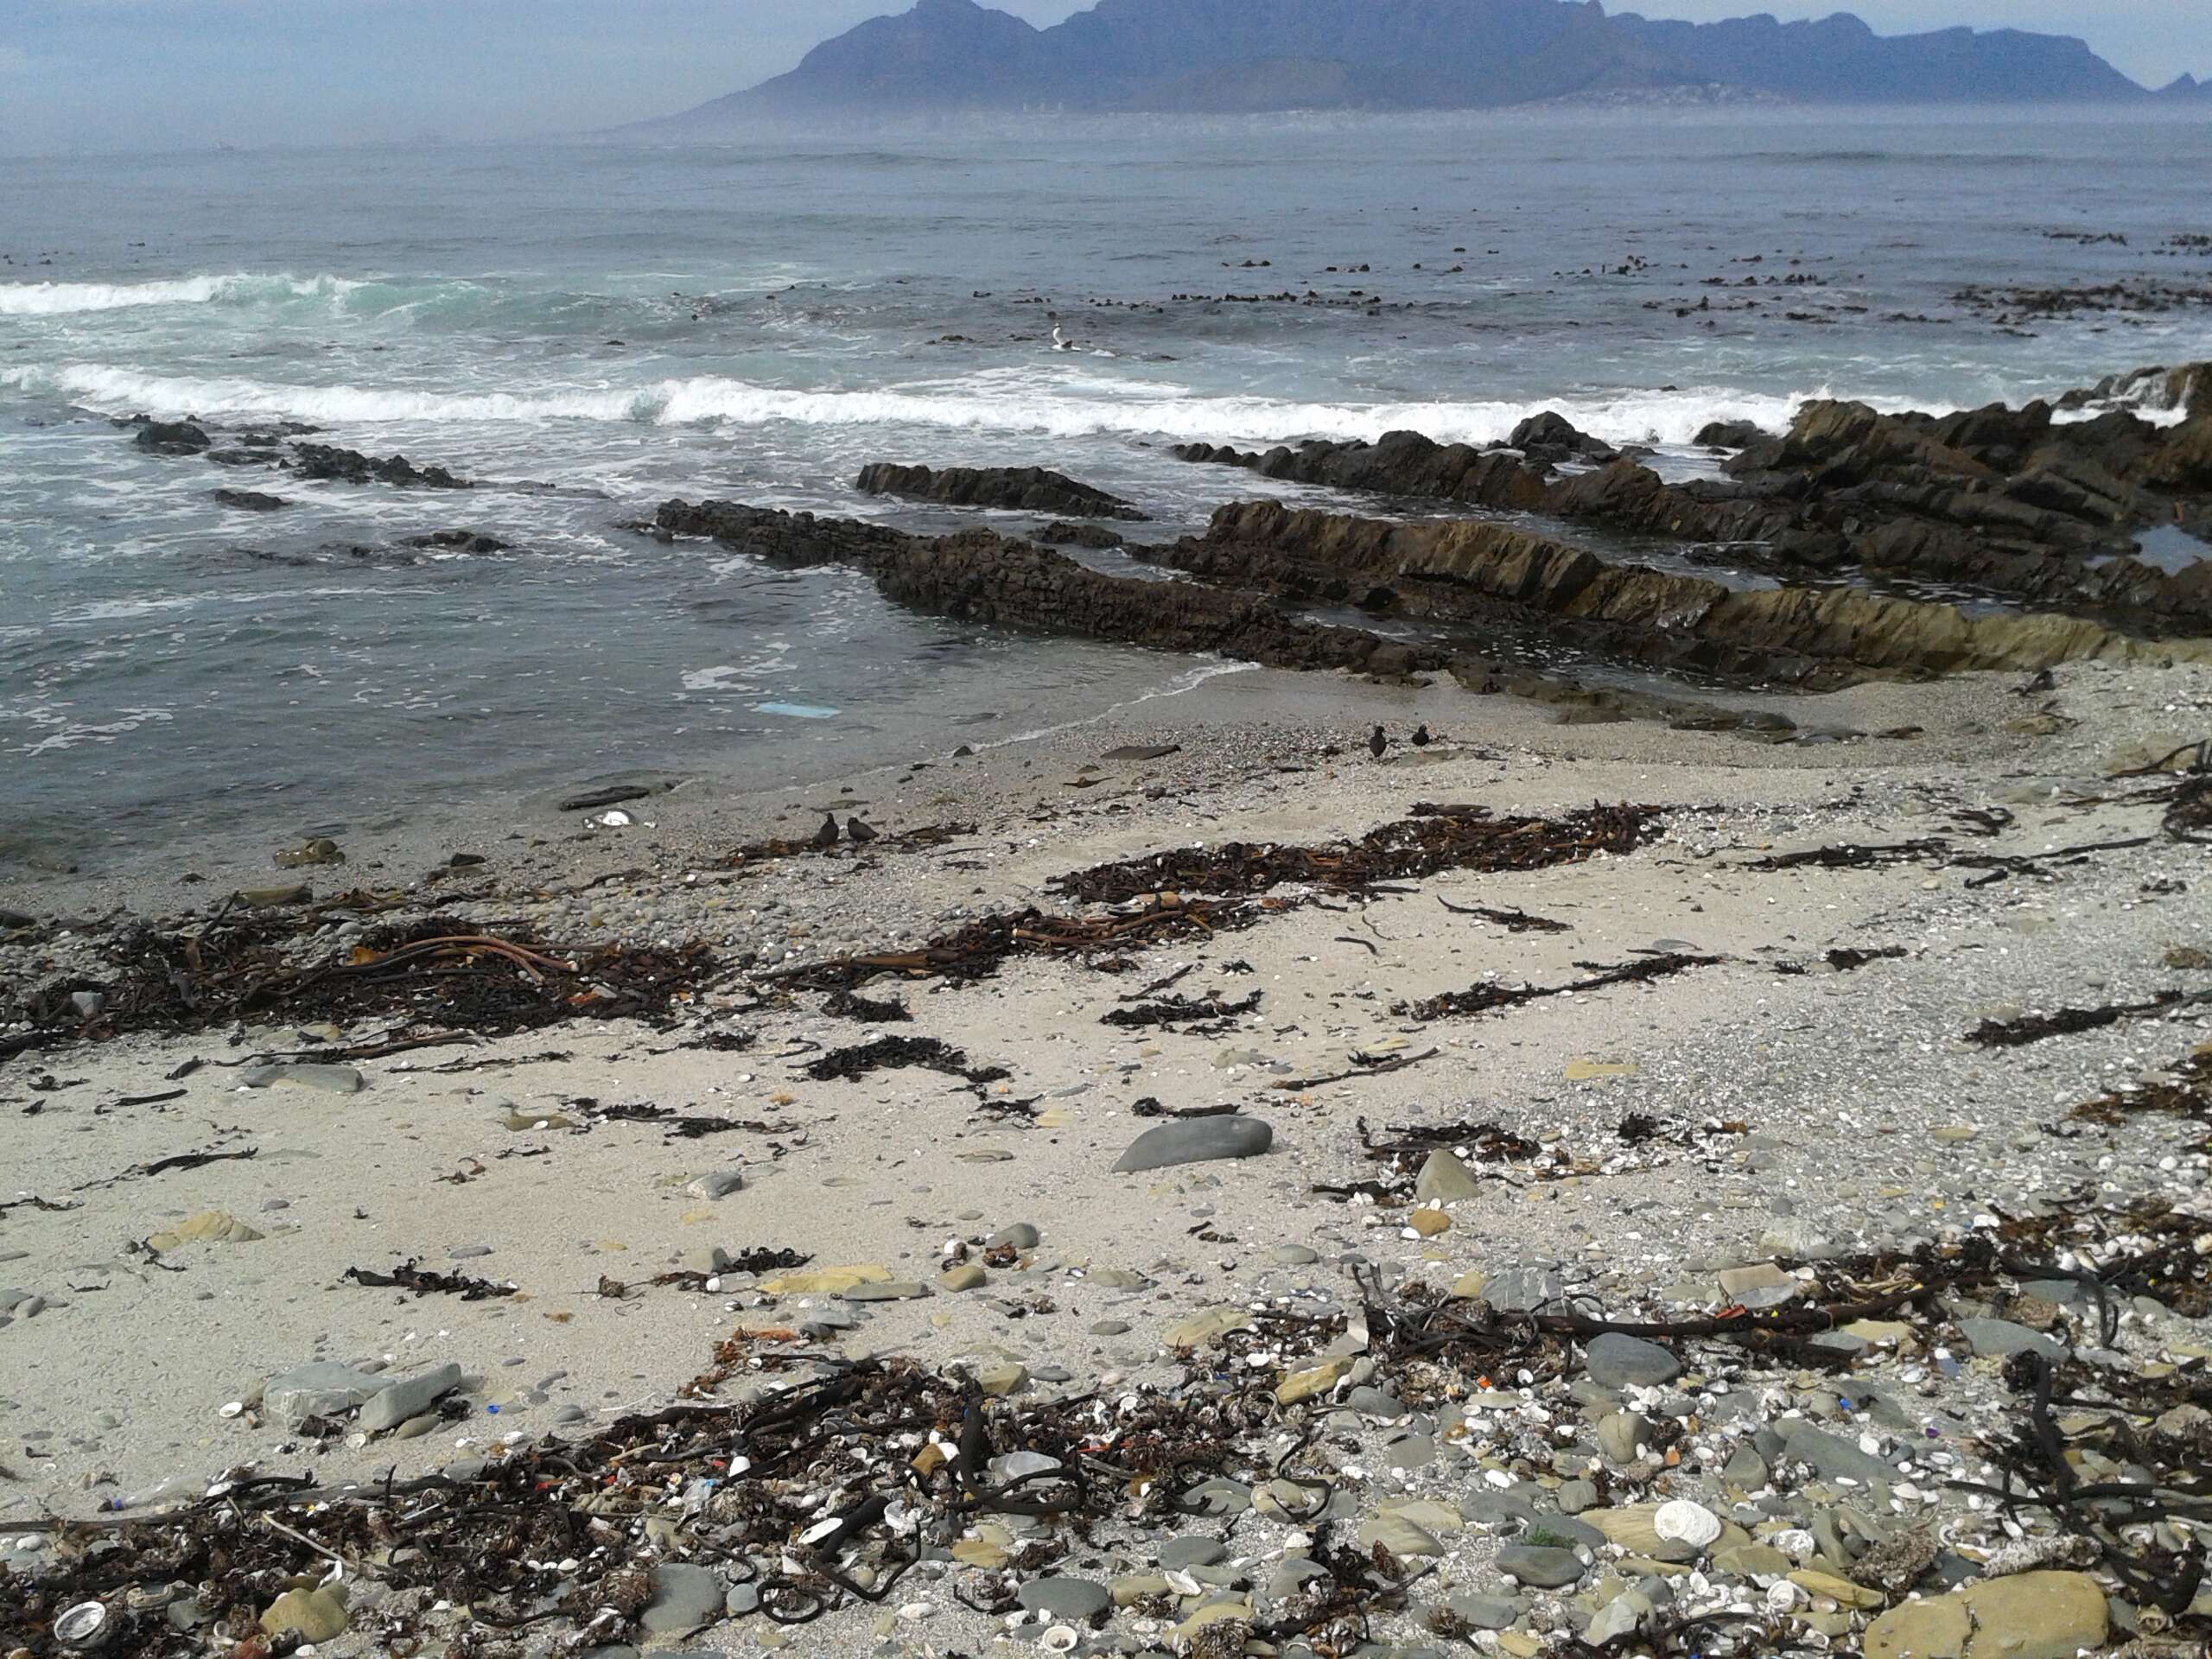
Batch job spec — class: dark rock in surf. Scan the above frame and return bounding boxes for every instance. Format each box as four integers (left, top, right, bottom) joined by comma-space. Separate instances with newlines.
855, 462, 1148, 520
1694, 419, 1766, 448
1033, 520, 1128, 549
403, 529, 512, 554
1508, 410, 1617, 465
213, 489, 289, 512
136, 420, 212, 455
289, 442, 472, 489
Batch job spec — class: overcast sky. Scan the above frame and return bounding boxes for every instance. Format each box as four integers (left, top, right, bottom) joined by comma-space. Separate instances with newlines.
1, 0, 2205, 155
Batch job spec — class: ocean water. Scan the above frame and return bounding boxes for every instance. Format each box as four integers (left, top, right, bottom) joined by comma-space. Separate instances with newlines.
3, 107, 2209, 863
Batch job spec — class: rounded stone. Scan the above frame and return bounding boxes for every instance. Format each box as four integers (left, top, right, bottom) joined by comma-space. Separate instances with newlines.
1017, 1578, 1111, 1621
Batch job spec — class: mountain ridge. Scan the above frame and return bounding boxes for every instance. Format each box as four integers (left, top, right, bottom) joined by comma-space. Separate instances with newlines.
634, 0, 2181, 130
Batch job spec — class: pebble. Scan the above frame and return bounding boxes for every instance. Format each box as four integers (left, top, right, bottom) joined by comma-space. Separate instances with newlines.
686, 1167, 745, 1201
1584, 1332, 1682, 1389
1017, 1579, 1110, 1621
1414, 1149, 1481, 1202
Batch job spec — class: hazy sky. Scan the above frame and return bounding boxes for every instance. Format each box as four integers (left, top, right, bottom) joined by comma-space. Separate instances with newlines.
1, 0, 2205, 155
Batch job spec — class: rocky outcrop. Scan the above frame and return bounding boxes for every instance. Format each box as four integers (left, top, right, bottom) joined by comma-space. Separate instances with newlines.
855, 463, 1147, 520
1177, 369, 2212, 626
650, 499, 1803, 732
289, 443, 471, 489
1157, 499, 2209, 687
1173, 432, 1549, 512
652, 500, 1429, 678
134, 420, 212, 455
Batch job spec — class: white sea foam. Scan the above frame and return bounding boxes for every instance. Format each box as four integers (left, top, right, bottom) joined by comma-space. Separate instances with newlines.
0, 273, 365, 317
6, 361, 1840, 449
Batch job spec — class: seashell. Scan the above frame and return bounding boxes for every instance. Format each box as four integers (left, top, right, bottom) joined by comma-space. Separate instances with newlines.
1653, 1499, 1721, 1548
1040, 1626, 1080, 1653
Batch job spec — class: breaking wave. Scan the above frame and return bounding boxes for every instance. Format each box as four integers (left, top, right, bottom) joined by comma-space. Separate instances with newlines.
3, 361, 1838, 448
0, 272, 367, 316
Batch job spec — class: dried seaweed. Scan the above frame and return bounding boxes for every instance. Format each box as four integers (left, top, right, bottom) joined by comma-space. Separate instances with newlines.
1100, 989, 1262, 1030
1966, 990, 2202, 1048
343, 1258, 516, 1301
1403, 952, 1725, 1021
588, 1101, 800, 1139
821, 988, 912, 1022
1435, 897, 1572, 931
1052, 802, 1661, 904
802, 1035, 1009, 1086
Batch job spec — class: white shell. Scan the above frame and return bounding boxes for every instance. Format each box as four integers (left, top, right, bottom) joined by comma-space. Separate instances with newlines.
1041, 1626, 1080, 1653
1652, 1499, 1722, 1548
218, 1401, 245, 1419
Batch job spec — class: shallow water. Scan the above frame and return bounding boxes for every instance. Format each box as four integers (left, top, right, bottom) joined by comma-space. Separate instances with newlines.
3, 107, 2209, 861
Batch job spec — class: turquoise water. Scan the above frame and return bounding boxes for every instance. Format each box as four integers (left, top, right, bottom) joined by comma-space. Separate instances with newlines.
3, 108, 2209, 859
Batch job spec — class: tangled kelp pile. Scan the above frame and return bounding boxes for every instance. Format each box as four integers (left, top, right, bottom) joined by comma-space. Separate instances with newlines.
3, 913, 719, 1062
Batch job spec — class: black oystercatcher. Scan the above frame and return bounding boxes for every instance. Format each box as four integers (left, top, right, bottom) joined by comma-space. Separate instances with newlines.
813, 813, 840, 849
847, 817, 879, 844
1368, 725, 1388, 760
1412, 723, 1432, 747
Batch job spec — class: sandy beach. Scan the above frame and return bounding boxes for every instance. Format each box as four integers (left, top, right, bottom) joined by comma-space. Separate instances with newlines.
5, 654, 2209, 1657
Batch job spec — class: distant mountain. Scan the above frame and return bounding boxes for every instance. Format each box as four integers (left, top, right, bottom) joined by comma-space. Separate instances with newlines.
634, 0, 2168, 130
2158, 73, 2212, 101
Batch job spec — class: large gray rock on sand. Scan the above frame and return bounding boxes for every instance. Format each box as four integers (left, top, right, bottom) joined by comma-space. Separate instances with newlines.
264, 1363, 390, 1428
1112, 1116, 1273, 1173
358, 1362, 463, 1433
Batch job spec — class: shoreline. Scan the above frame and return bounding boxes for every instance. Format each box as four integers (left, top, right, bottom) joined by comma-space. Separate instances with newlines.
3, 655, 2209, 1656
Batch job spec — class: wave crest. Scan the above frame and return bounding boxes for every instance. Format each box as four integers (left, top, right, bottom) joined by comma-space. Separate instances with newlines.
0, 273, 366, 317
5, 361, 1834, 448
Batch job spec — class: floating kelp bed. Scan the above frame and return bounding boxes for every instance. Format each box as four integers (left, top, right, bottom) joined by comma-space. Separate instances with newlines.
3, 915, 720, 1060
772, 804, 1662, 995
1050, 802, 1661, 905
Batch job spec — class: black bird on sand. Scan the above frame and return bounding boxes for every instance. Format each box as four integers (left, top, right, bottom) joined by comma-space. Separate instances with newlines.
1412, 723, 1433, 748
847, 817, 879, 845
813, 813, 840, 849
1368, 724, 1388, 760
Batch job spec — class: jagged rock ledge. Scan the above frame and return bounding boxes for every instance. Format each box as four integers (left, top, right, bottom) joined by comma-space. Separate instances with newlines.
1175, 364, 2212, 626
1156, 501, 2209, 688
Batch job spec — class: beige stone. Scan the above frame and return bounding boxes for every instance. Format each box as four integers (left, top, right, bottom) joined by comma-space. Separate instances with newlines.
1409, 1208, 1451, 1237
1274, 1356, 1355, 1404
1165, 1306, 1251, 1348
1790, 1568, 1886, 1610
758, 1263, 889, 1294
260, 1586, 348, 1643
147, 1211, 264, 1249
